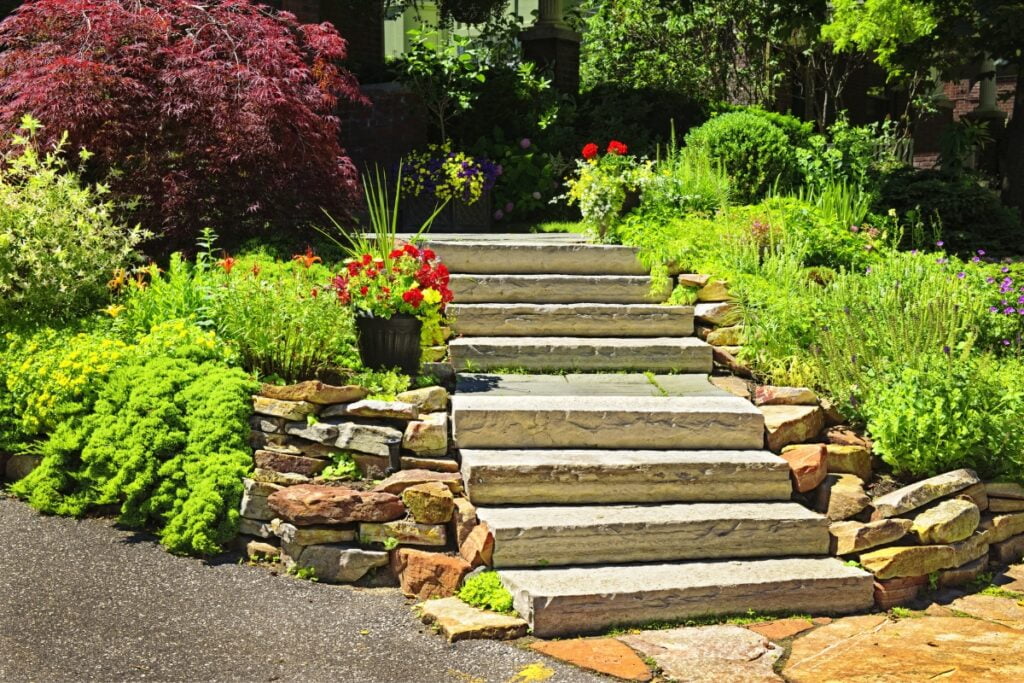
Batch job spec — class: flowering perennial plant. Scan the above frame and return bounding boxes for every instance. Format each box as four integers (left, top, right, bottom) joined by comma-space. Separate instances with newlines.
400, 145, 500, 205
561, 139, 642, 242
331, 244, 453, 322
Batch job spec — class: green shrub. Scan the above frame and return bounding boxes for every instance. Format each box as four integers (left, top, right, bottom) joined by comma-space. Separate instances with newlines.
715, 105, 814, 148
638, 144, 731, 220
10, 346, 257, 556
864, 354, 1024, 480
0, 116, 147, 327
458, 571, 515, 613
875, 167, 1024, 255
797, 116, 904, 195
685, 112, 799, 203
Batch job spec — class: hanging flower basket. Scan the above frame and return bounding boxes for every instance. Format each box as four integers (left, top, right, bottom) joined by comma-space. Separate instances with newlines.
355, 313, 422, 375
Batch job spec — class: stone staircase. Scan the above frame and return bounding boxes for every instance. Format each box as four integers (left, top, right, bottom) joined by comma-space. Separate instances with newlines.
426, 234, 874, 638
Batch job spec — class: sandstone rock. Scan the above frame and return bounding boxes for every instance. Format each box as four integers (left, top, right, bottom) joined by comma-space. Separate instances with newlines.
246, 540, 280, 561
267, 485, 405, 525
987, 482, 1024, 500
991, 497, 1024, 513
252, 396, 318, 420
992, 533, 1024, 564
397, 386, 449, 413
949, 594, 1024, 630
343, 399, 418, 420
459, 523, 494, 567
238, 518, 272, 538
830, 518, 912, 555
283, 420, 339, 444
949, 532, 990, 566
709, 376, 751, 399
531, 638, 652, 681
706, 325, 744, 346
260, 380, 367, 405
254, 450, 327, 477
420, 597, 528, 643
677, 273, 710, 289
402, 412, 448, 457
252, 467, 312, 487
761, 405, 825, 452
860, 545, 956, 579
250, 431, 344, 459
351, 454, 459, 478
911, 498, 980, 544
296, 544, 388, 583
239, 491, 274, 521
746, 618, 814, 641
451, 497, 479, 547
819, 398, 846, 426
937, 556, 987, 588
333, 422, 404, 456
754, 386, 818, 406
780, 444, 828, 493
784, 614, 1024, 682
873, 575, 926, 609
958, 482, 989, 511
244, 478, 284, 498
817, 473, 870, 521
980, 512, 1024, 544
870, 469, 981, 520
825, 426, 871, 449
360, 520, 446, 547
373, 469, 464, 495
270, 519, 356, 545
618, 625, 782, 683
4, 453, 42, 481
694, 301, 741, 326
823, 444, 872, 481
696, 280, 735, 303
711, 345, 753, 378
402, 481, 455, 524
249, 415, 287, 433
390, 548, 471, 599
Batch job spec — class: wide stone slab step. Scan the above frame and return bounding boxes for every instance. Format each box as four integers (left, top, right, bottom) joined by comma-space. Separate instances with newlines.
476, 502, 829, 568
449, 337, 712, 372
499, 557, 875, 637
420, 237, 648, 275
452, 394, 764, 450
449, 303, 694, 337
461, 449, 792, 505
450, 274, 669, 304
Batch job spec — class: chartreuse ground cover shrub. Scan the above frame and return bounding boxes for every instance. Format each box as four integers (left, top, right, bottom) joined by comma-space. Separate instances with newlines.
7, 320, 257, 555
0, 116, 146, 327
458, 571, 514, 613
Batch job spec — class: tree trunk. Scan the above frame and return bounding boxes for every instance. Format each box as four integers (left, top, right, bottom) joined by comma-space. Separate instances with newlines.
1001, 66, 1024, 219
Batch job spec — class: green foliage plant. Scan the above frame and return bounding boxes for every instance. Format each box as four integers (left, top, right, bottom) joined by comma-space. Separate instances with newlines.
561, 140, 643, 242
0, 115, 147, 327
685, 112, 799, 203
638, 139, 731, 221
458, 571, 515, 613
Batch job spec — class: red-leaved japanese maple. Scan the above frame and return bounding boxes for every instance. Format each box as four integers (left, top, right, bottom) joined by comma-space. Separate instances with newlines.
0, 0, 365, 249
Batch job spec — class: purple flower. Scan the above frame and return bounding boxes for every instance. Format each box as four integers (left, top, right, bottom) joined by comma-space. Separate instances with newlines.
936, 240, 944, 247
911, 249, 919, 255
943, 345, 951, 355
957, 271, 966, 279
1004, 339, 1012, 346
972, 256, 981, 263
493, 209, 504, 220
936, 258, 948, 265
1003, 267, 1011, 273
990, 306, 1000, 313
865, 267, 872, 274
978, 249, 986, 256
520, 138, 531, 150
987, 277, 996, 283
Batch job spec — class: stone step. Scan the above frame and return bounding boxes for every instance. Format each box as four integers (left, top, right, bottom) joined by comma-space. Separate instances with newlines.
452, 394, 764, 450
448, 303, 694, 337
460, 449, 792, 505
449, 337, 712, 372
450, 274, 669, 304
476, 502, 829, 568
420, 237, 648, 275
499, 557, 875, 637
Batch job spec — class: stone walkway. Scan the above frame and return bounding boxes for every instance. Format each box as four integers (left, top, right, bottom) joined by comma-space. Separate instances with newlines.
0, 494, 600, 683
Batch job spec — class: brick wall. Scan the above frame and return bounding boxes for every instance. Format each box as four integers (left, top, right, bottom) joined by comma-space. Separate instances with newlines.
341, 84, 428, 173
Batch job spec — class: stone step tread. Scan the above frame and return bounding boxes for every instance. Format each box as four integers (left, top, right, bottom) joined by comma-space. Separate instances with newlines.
461, 449, 792, 504
450, 337, 712, 372
455, 373, 729, 397
499, 557, 875, 637
418, 237, 647, 275
450, 274, 667, 304
477, 502, 829, 568
449, 303, 694, 337
452, 394, 765, 450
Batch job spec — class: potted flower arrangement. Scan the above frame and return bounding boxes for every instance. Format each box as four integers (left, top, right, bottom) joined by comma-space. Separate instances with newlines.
400, 143, 501, 231
560, 139, 641, 243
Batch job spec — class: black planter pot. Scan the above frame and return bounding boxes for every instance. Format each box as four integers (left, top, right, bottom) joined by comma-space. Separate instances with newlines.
355, 313, 422, 375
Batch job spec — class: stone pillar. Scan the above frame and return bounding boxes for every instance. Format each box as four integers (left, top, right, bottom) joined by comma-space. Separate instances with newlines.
966, 56, 1007, 175
520, 0, 581, 94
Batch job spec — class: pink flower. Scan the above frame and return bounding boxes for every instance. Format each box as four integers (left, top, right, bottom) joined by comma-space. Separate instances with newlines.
494, 209, 504, 221
520, 138, 531, 149
505, 202, 514, 213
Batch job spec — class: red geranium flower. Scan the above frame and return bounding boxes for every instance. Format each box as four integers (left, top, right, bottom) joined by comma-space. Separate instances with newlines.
402, 288, 424, 307
607, 140, 628, 155
422, 248, 436, 261
581, 142, 599, 160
